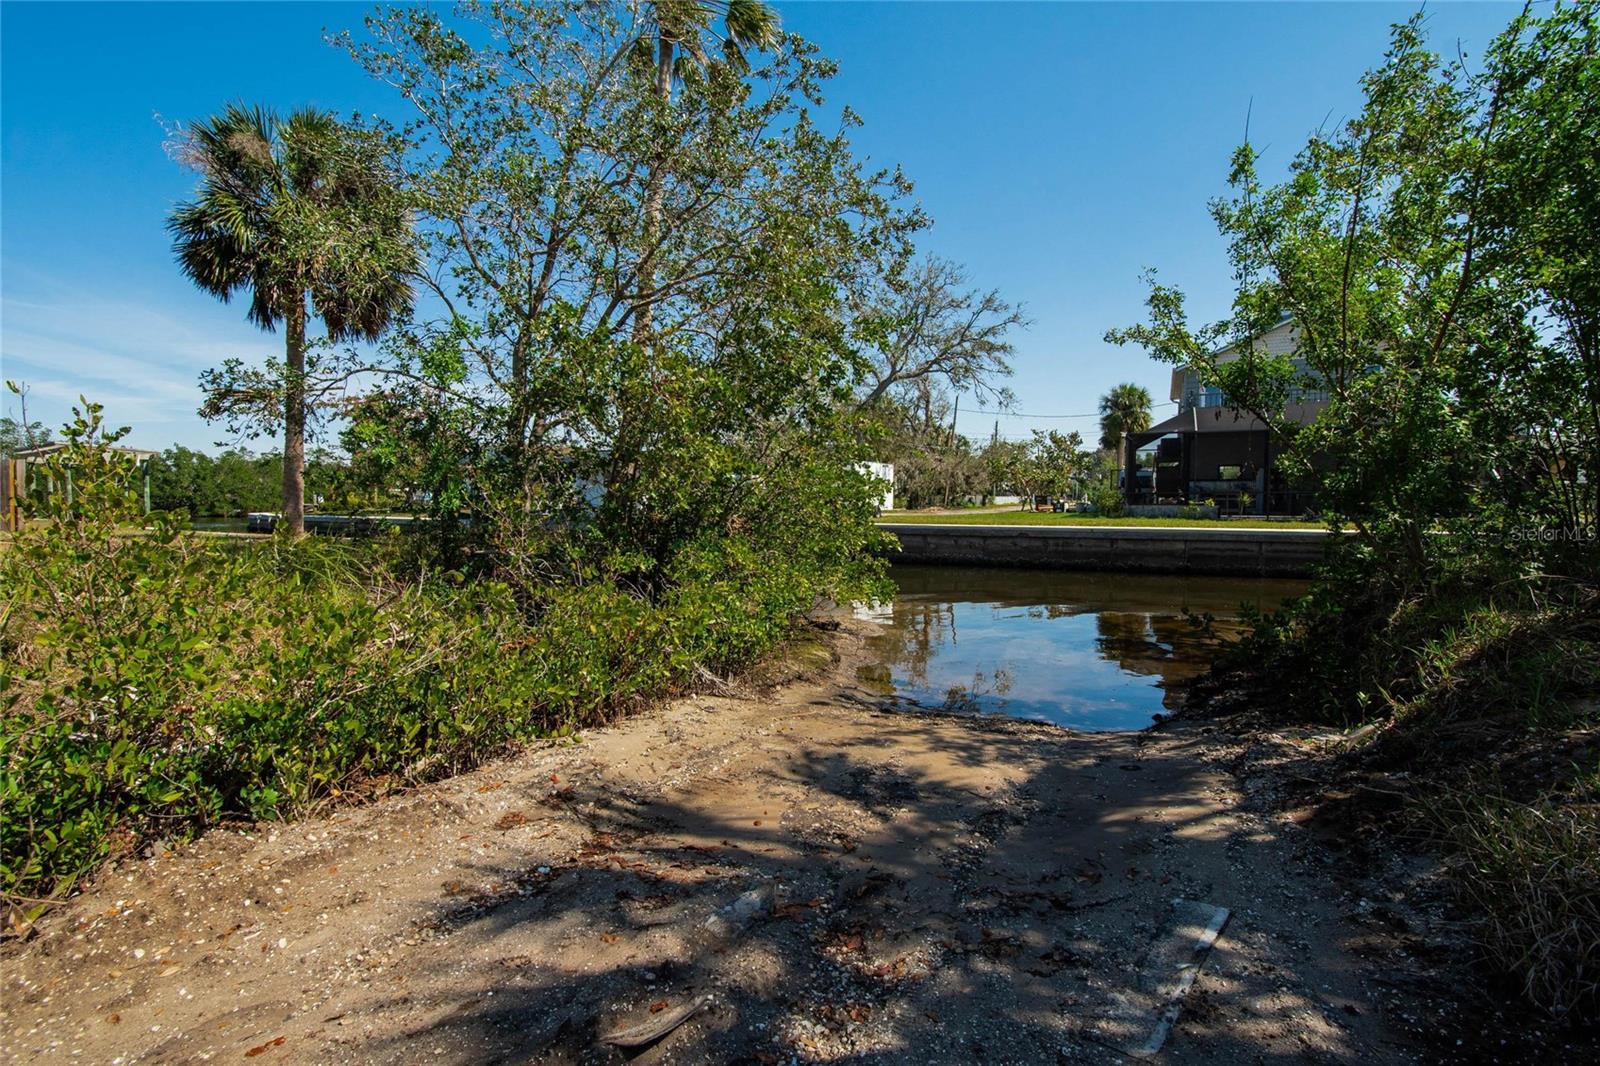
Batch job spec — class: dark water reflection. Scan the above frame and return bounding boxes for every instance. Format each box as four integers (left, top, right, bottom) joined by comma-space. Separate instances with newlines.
859, 565, 1308, 731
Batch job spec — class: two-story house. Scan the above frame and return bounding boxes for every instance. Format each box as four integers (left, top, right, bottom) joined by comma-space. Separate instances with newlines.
1125, 315, 1326, 515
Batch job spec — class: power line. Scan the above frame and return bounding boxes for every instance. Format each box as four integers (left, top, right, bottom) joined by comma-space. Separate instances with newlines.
970, 400, 1179, 421
981, 431, 1097, 442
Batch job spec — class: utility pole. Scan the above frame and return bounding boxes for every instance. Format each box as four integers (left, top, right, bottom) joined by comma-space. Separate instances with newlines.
944, 394, 959, 507
990, 418, 999, 504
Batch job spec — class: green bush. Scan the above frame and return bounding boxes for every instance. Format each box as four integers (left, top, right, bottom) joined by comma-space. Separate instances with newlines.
2, 404, 870, 903
1087, 481, 1126, 517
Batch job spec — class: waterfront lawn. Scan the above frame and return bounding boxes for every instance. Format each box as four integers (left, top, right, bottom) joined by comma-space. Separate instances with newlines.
877, 511, 1325, 529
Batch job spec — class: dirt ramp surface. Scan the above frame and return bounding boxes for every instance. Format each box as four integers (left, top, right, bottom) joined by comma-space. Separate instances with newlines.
3, 622, 1420, 1064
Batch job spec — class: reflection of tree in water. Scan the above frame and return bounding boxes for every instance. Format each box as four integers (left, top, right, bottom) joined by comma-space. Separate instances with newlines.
1096, 611, 1236, 711
865, 601, 1016, 711
1094, 612, 1161, 675
940, 668, 1013, 714
862, 581, 1260, 717
863, 599, 957, 693
1025, 604, 1092, 622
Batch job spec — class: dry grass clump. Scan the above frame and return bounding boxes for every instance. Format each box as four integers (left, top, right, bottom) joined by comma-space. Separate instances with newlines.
1434, 779, 1600, 1017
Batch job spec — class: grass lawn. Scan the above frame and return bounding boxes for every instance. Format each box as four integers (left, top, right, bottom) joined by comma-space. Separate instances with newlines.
876, 510, 1327, 530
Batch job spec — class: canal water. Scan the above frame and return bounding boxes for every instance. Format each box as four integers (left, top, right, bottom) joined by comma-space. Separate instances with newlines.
858, 565, 1307, 731
188, 517, 252, 533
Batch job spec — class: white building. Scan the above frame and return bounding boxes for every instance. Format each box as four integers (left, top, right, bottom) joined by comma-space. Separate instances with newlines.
857, 461, 895, 512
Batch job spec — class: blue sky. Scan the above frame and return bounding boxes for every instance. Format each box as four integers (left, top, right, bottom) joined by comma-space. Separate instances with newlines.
1, 1, 1520, 451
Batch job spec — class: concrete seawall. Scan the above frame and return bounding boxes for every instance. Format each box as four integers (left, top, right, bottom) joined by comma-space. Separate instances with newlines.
879, 523, 1329, 577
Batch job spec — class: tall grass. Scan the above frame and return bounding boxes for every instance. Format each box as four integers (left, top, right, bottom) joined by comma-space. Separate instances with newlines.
1224, 555, 1600, 1017
1435, 783, 1600, 1017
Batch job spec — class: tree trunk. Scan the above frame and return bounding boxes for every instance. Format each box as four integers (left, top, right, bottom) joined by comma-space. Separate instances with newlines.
633, 34, 674, 344
508, 332, 528, 458
281, 296, 307, 538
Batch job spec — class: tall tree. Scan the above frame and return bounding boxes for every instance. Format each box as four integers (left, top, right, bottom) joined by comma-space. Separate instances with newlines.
853, 256, 1024, 508
1106, 4, 1599, 584
1026, 429, 1088, 501
1098, 382, 1152, 501
1097, 382, 1153, 452
341, 2, 839, 472
168, 104, 417, 536
855, 257, 1024, 413
341, 1, 918, 579
633, 0, 780, 343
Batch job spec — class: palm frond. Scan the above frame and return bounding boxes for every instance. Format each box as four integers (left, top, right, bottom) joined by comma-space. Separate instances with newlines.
169, 103, 417, 342
723, 0, 778, 51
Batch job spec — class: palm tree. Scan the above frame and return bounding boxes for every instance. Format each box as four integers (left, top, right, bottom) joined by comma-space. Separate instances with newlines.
169, 104, 416, 536
632, 0, 779, 342
1098, 383, 1153, 500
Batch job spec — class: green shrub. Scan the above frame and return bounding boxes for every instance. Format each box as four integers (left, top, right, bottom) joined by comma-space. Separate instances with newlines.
1087, 481, 1126, 517
2, 404, 869, 903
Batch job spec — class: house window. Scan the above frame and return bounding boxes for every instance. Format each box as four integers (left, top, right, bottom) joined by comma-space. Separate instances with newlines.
1288, 358, 1329, 404
1218, 464, 1242, 480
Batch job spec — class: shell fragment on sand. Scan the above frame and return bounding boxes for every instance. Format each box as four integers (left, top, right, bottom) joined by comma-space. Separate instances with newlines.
701, 881, 775, 945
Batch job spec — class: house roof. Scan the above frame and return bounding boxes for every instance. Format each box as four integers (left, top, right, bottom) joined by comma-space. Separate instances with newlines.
1130, 402, 1325, 447
1130, 407, 1270, 447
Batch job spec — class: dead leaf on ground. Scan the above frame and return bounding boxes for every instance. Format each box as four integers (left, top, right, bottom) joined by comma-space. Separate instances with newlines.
774, 899, 822, 918
649, 1000, 668, 1013
5, 906, 41, 941
245, 1036, 286, 1057
494, 811, 533, 831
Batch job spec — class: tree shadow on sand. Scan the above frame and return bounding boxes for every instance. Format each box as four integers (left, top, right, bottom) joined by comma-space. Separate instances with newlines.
348, 705, 1397, 1065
